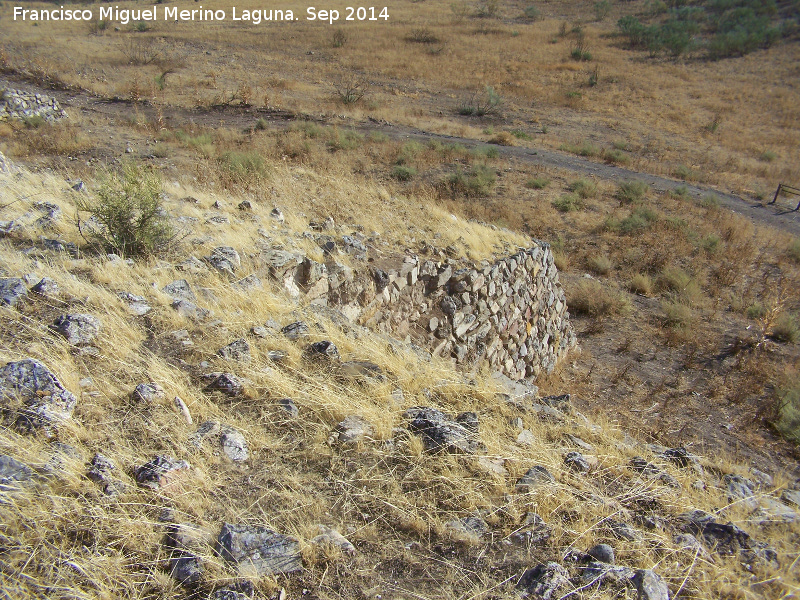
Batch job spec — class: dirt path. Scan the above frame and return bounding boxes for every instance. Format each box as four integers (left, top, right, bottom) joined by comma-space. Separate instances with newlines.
5, 70, 800, 238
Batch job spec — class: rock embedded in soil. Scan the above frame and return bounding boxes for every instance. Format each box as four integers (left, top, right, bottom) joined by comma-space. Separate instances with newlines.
52, 314, 101, 345
516, 562, 571, 599
134, 455, 191, 490
0, 358, 78, 434
217, 523, 302, 576
404, 407, 480, 454
0, 278, 28, 306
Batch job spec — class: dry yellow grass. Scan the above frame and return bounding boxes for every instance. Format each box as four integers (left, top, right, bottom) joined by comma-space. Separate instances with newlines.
1, 150, 799, 599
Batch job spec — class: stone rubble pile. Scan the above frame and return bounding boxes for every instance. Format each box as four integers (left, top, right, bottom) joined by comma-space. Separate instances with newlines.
0, 88, 68, 122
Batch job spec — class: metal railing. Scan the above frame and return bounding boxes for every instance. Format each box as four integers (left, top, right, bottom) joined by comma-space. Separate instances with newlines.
769, 183, 800, 211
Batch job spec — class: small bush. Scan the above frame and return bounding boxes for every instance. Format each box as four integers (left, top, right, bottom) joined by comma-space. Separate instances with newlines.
569, 279, 630, 317
22, 115, 46, 129
332, 29, 348, 47
594, 0, 611, 21
133, 21, 149, 32
746, 302, 767, 319
328, 128, 364, 151
407, 28, 440, 44
588, 255, 613, 275
616, 179, 649, 203
458, 86, 502, 117
560, 141, 600, 157
446, 165, 496, 197
552, 193, 584, 212
618, 206, 658, 233
525, 177, 550, 189
788, 239, 800, 263
75, 162, 173, 258
569, 178, 598, 199
487, 132, 515, 146
700, 194, 720, 209
629, 273, 654, 296
759, 150, 777, 162
701, 233, 722, 253
523, 5, 541, 20
218, 151, 269, 185
670, 185, 690, 200
661, 300, 694, 328
602, 149, 630, 165
332, 73, 369, 105
673, 164, 698, 181
511, 129, 532, 140
772, 313, 799, 343
775, 381, 800, 444
392, 165, 417, 181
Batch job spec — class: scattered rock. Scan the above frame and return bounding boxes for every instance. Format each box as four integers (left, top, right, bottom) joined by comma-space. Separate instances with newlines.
134, 455, 191, 490
31, 277, 59, 297
52, 314, 101, 345
205, 373, 246, 397
510, 513, 551, 545
678, 510, 778, 567
723, 474, 758, 511
162, 279, 196, 302
754, 497, 799, 524
218, 339, 252, 363
631, 569, 670, 600
86, 453, 126, 496
221, 427, 249, 462
189, 421, 221, 448
132, 382, 166, 403
0, 278, 27, 306
304, 340, 340, 362
515, 465, 556, 493
446, 516, 489, 540
267, 350, 287, 363
217, 523, 302, 576
0, 454, 34, 490
278, 398, 299, 417
631, 457, 680, 488
564, 451, 591, 473
169, 553, 203, 586
172, 299, 210, 320
587, 543, 615, 564
311, 525, 356, 555
516, 562, 571, 599
174, 396, 192, 424
404, 407, 480, 454
338, 360, 385, 382
281, 321, 310, 340
782, 489, 800, 508
517, 429, 535, 446
233, 274, 262, 292
0, 358, 78, 434
608, 520, 641, 542
331, 415, 374, 444
207, 246, 240, 276
118, 292, 152, 316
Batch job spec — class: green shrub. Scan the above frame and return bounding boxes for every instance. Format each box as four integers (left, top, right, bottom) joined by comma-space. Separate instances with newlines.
552, 193, 584, 212
661, 300, 694, 328
594, 0, 611, 21
673, 164, 698, 181
255, 118, 269, 131
775, 381, 800, 444
510, 129, 532, 140
772, 313, 799, 343
560, 141, 600, 157
327, 128, 364, 151
700, 194, 720, 208
218, 151, 269, 184
669, 185, 690, 200
788, 239, 800, 263
618, 206, 658, 233
133, 21, 149, 32
701, 233, 722, 253
602, 149, 630, 165
75, 162, 173, 258
759, 150, 777, 162
616, 180, 649, 203
746, 302, 767, 319
458, 86, 502, 116
523, 5, 540, 20
446, 165, 496, 197
525, 176, 550, 189
22, 115, 47, 129
569, 178, 598, 198
473, 145, 500, 159
392, 165, 417, 181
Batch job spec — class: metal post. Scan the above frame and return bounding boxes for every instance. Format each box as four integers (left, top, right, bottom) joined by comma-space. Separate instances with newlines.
770, 184, 782, 205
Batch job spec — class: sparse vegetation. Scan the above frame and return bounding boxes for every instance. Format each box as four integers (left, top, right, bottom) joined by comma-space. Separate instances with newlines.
457, 86, 502, 116
525, 176, 550, 189
616, 180, 649, 203
552, 193, 584, 212
569, 279, 630, 316
75, 162, 173, 257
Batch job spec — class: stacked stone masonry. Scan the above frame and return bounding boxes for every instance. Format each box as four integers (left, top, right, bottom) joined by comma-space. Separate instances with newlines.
264, 243, 577, 381
0, 88, 67, 122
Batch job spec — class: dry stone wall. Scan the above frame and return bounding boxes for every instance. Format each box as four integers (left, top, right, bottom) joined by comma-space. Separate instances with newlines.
261, 242, 576, 381
0, 88, 67, 122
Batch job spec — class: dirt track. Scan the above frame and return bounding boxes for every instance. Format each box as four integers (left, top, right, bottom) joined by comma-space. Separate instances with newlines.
4, 70, 800, 238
